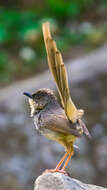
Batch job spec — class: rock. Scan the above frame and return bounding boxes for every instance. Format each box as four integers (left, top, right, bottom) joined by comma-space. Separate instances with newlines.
34, 173, 107, 190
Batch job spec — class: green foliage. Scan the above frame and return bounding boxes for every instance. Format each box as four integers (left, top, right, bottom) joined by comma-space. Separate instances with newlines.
0, 51, 11, 83
47, 0, 93, 19
0, 51, 8, 71
0, 0, 107, 86
0, 9, 37, 44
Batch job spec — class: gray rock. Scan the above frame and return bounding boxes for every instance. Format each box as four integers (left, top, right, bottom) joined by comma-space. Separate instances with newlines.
34, 173, 107, 190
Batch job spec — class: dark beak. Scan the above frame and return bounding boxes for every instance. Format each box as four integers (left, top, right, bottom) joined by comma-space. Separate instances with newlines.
23, 92, 33, 99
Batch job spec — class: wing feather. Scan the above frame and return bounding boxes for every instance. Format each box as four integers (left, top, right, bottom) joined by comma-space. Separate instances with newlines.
42, 113, 82, 137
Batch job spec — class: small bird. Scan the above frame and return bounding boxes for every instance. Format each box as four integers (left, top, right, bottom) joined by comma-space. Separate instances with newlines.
24, 22, 91, 174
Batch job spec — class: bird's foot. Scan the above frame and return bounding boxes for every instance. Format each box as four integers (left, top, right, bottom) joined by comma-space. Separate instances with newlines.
43, 169, 69, 176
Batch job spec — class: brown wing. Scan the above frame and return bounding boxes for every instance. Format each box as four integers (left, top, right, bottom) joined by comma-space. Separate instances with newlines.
42, 113, 82, 137
42, 22, 84, 123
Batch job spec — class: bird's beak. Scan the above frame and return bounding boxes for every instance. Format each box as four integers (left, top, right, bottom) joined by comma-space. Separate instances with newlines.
23, 92, 33, 99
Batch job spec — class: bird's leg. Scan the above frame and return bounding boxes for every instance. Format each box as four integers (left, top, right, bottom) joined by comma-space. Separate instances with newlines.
55, 151, 69, 170
61, 150, 74, 171
43, 151, 70, 175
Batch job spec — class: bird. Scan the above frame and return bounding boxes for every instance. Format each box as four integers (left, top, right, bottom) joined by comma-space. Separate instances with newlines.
23, 22, 91, 174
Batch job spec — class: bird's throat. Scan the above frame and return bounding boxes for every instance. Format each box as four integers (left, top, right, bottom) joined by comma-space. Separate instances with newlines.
29, 99, 38, 117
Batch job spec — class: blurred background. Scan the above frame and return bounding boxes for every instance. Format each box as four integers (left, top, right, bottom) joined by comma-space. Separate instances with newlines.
0, 1, 107, 190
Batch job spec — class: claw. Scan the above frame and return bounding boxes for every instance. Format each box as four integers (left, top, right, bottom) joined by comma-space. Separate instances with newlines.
43, 169, 69, 176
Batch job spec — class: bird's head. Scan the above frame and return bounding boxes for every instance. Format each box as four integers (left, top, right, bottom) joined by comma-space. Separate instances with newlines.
23, 88, 57, 116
